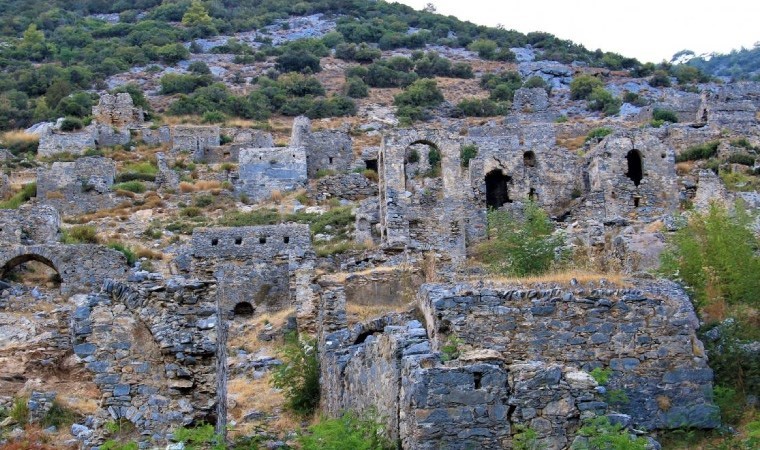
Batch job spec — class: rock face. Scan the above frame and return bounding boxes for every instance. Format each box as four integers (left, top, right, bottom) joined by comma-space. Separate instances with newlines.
321, 279, 719, 449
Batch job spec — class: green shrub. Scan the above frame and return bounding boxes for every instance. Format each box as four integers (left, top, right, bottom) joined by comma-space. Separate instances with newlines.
276, 49, 321, 73
100, 441, 138, 450
474, 203, 567, 276
159, 73, 213, 95
523, 76, 549, 92
42, 401, 80, 428
455, 98, 508, 117
174, 423, 224, 450
271, 332, 320, 416
512, 424, 541, 450
193, 194, 214, 207
117, 161, 158, 183
460, 144, 478, 168
299, 412, 395, 450
675, 141, 719, 162
9, 397, 29, 424
726, 153, 755, 166
61, 225, 99, 244
0, 183, 36, 209
649, 70, 672, 87
589, 367, 612, 385
587, 87, 621, 115
652, 108, 679, 123
181, 206, 202, 217
577, 416, 647, 450
60, 116, 84, 131
467, 39, 498, 59
187, 61, 211, 75
440, 334, 463, 362
730, 138, 755, 150
344, 77, 369, 98
113, 181, 146, 193
394, 79, 444, 108
202, 110, 226, 123
585, 127, 613, 143
108, 242, 137, 266
570, 74, 603, 100
660, 204, 760, 309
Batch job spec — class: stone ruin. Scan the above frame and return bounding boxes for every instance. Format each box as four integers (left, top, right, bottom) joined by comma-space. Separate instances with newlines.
319, 278, 718, 449
237, 147, 308, 201
36, 156, 118, 215
291, 116, 354, 178
171, 125, 221, 157
92, 93, 144, 129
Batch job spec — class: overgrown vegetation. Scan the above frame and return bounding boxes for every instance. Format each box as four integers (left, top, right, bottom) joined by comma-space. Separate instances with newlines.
474, 203, 567, 276
298, 412, 395, 450
576, 416, 648, 450
394, 78, 444, 123
173, 423, 224, 450
271, 331, 320, 416
60, 225, 99, 244
675, 141, 720, 162
460, 144, 478, 168
0, 183, 36, 209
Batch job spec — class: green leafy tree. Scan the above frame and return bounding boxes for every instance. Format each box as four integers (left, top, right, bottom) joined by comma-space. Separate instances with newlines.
660, 204, 760, 310
271, 332, 320, 416
570, 74, 603, 100
182, 0, 213, 28
475, 202, 567, 276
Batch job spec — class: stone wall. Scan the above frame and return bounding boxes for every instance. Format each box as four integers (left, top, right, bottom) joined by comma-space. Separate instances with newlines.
191, 224, 311, 260
0, 204, 60, 246
237, 147, 307, 201
72, 278, 219, 444
92, 93, 144, 128
171, 125, 221, 157
37, 156, 118, 215
312, 172, 377, 201
290, 116, 354, 178
418, 280, 719, 431
37, 125, 97, 157
585, 130, 679, 223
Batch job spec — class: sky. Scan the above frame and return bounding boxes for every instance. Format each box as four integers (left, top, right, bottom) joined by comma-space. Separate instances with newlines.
397, 0, 760, 63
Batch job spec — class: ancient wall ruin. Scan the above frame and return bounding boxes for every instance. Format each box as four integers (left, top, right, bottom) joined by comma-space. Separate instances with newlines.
290, 116, 354, 178
37, 156, 118, 215
171, 125, 221, 157
237, 147, 307, 201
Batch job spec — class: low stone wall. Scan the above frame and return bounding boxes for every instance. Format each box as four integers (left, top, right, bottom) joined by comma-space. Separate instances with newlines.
312, 172, 377, 201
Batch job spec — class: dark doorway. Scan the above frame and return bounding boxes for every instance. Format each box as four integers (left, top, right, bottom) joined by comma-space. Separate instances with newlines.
365, 159, 378, 172
233, 301, 254, 317
625, 150, 643, 186
485, 170, 511, 209
523, 151, 536, 168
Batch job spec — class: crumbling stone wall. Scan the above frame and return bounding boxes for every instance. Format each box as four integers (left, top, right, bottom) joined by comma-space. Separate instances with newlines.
290, 116, 354, 178
171, 125, 221, 157
312, 172, 377, 201
697, 88, 758, 129
136, 125, 172, 146
238, 147, 307, 201
638, 91, 702, 123
37, 156, 118, 215
418, 280, 719, 431
0, 204, 60, 246
585, 130, 678, 222
191, 224, 314, 315
72, 278, 219, 444
37, 125, 97, 157
92, 93, 144, 128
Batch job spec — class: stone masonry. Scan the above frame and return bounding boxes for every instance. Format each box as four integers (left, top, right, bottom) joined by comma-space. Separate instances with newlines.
237, 147, 307, 201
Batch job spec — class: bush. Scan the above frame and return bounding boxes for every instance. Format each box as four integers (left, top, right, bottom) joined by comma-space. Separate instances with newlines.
660, 204, 760, 309
675, 141, 719, 162
474, 203, 567, 276
218, 209, 280, 227
202, 110, 226, 123
577, 416, 647, 450
344, 76, 369, 98
652, 108, 679, 123
0, 183, 37, 209
113, 181, 146, 193
585, 127, 613, 143
649, 70, 672, 87
271, 332, 320, 416
523, 76, 549, 92
108, 242, 137, 266
460, 144, 478, 168
468, 39, 498, 59
570, 74, 604, 100
60, 116, 84, 131
726, 153, 756, 166
174, 423, 224, 450
160, 73, 213, 94
299, 412, 395, 450
455, 98, 508, 117
276, 49, 321, 73
587, 87, 621, 115
61, 225, 99, 244
394, 79, 443, 109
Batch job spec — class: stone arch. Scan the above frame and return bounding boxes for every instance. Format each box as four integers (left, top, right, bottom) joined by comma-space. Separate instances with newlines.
626, 149, 643, 186
0, 248, 66, 289
233, 301, 255, 317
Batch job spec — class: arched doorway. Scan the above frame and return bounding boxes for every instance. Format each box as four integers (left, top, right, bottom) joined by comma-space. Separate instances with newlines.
485, 169, 512, 209
0, 253, 62, 290
625, 150, 643, 186
523, 151, 536, 168
233, 301, 254, 317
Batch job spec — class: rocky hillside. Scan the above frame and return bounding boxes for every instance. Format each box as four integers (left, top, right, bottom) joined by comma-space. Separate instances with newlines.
0, 1, 758, 450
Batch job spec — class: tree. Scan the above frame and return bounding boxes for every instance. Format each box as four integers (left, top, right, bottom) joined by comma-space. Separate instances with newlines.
570, 74, 603, 100
182, 0, 213, 27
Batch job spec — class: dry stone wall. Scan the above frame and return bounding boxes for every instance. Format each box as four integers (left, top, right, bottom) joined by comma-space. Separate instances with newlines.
238, 147, 307, 201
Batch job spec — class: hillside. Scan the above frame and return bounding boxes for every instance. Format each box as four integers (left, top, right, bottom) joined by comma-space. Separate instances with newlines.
0, 1, 759, 450
681, 45, 760, 80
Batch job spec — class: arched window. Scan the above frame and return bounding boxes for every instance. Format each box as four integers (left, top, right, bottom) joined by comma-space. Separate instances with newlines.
523, 151, 536, 168
233, 302, 254, 317
485, 169, 512, 209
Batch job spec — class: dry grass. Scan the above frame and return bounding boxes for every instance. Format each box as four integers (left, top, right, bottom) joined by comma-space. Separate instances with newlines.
346, 303, 411, 324
45, 191, 64, 200
1, 130, 39, 145
179, 180, 222, 192
227, 372, 299, 437
134, 246, 164, 260
467, 270, 628, 288
227, 308, 295, 354
270, 190, 283, 204
557, 135, 587, 151
676, 161, 697, 175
